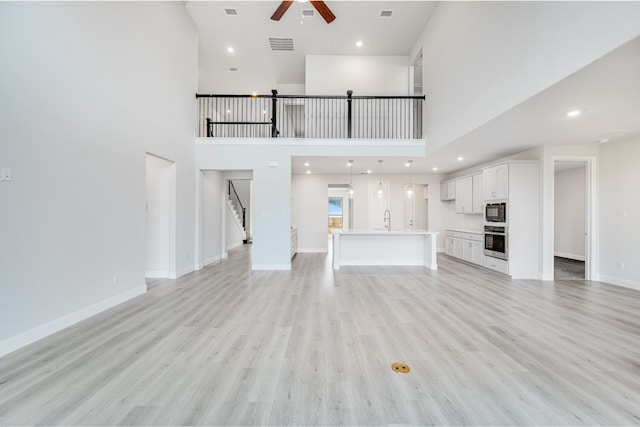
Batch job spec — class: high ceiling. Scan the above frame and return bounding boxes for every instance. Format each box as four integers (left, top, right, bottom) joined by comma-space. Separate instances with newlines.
186, 1, 435, 93
186, 2, 640, 176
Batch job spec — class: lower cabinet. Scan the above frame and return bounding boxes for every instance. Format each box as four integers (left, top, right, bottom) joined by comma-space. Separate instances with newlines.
445, 230, 483, 266
483, 256, 508, 275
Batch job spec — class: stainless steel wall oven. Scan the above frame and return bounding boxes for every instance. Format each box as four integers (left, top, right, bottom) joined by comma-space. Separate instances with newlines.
484, 225, 507, 260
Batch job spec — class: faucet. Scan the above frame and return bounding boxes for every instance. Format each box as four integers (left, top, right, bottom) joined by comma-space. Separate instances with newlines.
384, 209, 391, 231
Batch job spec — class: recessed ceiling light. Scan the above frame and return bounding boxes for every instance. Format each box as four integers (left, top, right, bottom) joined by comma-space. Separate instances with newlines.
306, 170, 311, 174
366, 169, 372, 174
457, 156, 464, 161
347, 161, 352, 166
432, 167, 438, 171
567, 110, 581, 117
303, 162, 310, 167
227, 46, 234, 53
251, 92, 257, 97
356, 40, 363, 47
405, 162, 410, 167
599, 138, 610, 144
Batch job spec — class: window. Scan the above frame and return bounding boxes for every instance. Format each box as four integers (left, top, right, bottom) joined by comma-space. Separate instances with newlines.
328, 197, 343, 229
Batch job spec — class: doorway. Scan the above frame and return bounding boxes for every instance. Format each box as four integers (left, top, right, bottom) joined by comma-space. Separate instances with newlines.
145, 153, 176, 280
552, 158, 594, 280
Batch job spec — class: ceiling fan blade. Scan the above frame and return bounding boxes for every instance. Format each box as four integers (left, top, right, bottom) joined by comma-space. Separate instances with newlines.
271, 1, 294, 21
310, 1, 336, 23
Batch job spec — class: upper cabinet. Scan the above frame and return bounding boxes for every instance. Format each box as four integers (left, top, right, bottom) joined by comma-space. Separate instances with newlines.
472, 173, 483, 213
454, 177, 472, 213
440, 180, 456, 201
442, 174, 483, 215
484, 163, 509, 201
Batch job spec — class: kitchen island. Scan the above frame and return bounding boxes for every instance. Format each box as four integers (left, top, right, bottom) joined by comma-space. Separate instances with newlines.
332, 229, 439, 270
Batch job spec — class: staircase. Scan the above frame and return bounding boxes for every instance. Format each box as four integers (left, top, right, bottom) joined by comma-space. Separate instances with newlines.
227, 196, 248, 243
227, 180, 251, 244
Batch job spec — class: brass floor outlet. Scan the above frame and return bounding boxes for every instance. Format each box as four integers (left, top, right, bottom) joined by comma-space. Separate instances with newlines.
391, 362, 410, 374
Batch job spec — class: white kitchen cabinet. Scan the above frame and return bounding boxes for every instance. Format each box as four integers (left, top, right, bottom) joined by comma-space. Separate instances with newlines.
484, 163, 508, 201
446, 229, 483, 266
440, 180, 455, 201
446, 236, 456, 256
483, 256, 508, 275
462, 239, 483, 265
455, 177, 473, 214
472, 173, 483, 214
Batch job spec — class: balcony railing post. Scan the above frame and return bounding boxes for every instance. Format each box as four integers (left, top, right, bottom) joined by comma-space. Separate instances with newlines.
206, 117, 212, 137
271, 89, 278, 138
346, 90, 353, 138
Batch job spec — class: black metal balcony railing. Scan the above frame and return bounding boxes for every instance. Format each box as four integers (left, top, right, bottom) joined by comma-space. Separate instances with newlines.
196, 90, 424, 140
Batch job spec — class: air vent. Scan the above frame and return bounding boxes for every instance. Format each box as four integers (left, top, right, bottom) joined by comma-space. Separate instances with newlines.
269, 37, 294, 51
302, 9, 315, 17
224, 8, 238, 16
380, 9, 393, 18
229, 67, 238, 72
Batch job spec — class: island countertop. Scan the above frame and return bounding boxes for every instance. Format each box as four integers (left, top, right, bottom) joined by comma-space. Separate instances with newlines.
332, 229, 438, 270
332, 229, 438, 236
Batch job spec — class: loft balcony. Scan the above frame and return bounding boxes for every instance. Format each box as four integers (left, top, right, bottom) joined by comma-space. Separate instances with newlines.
196, 90, 425, 140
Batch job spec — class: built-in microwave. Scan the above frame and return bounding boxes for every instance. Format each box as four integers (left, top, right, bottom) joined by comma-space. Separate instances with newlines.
485, 202, 506, 223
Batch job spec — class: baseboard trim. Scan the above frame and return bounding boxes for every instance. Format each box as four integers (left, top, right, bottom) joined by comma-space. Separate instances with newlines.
540, 272, 554, 281
145, 270, 169, 278
170, 265, 194, 280
227, 242, 244, 251
203, 255, 223, 267
252, 264, 291, 271
599, 274, 640, 291
554, 252, 585, 261
0, 285, 147, 358
297, 248, 329, 253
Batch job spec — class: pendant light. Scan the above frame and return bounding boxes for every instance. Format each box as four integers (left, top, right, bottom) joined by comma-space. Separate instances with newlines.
377, 160, 384, 198
406, 160, 415, 198
348, 160, 355, 198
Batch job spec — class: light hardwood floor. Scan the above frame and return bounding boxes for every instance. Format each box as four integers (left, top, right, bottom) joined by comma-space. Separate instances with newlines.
1, 247, 640, 426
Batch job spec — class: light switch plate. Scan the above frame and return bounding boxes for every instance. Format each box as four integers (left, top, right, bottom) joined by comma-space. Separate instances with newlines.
1, 168, 11, 181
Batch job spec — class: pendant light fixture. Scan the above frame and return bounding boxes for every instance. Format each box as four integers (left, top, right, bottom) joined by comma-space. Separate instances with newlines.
377, 160, 384, 198
406, 160, 415, 198
348, 160, 354, 198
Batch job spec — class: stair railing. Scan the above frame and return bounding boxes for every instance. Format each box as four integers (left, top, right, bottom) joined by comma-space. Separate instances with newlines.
228, 180, 246, 230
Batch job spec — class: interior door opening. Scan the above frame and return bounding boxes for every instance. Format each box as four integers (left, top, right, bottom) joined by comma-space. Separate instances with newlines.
145, 153, 176, 281
553, 160, 588, 280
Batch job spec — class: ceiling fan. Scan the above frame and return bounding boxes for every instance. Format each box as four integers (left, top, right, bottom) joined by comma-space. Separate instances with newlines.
271, 1, 336, 24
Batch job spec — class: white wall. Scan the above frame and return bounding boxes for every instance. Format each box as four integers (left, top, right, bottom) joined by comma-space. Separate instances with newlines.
599, 136, 640, 289
145, 154, 174, 277
554, 166, 586, 260
411, 1, 640, 148
305, 55, 409, 95
0, 2, 198, 356
292, 172, 448, 252
195, 138, 425, 269
202, 171, 223, 266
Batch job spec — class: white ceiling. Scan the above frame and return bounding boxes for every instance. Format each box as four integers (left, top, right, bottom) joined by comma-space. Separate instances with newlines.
185, 2, 640, 176
424, 34, 640, 174
185, 1, 435, 93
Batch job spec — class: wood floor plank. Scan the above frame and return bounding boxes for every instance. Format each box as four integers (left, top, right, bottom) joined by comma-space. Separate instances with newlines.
1, 248, 640, 425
